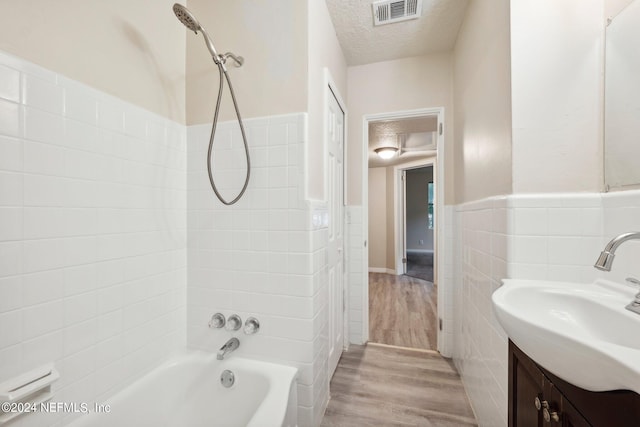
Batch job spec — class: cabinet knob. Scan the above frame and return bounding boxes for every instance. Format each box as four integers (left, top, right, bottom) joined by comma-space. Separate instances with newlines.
543, 407, 560, 423
535, 397, 549, 411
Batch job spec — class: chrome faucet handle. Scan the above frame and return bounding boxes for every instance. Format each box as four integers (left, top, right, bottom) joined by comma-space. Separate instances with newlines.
243, 317, 260, 335
209, 313, 226, 329
226, 314, 242, 331
626, 277, 640, 287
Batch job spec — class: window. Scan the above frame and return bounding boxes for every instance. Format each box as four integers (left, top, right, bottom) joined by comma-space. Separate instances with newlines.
427, 181, 434, 229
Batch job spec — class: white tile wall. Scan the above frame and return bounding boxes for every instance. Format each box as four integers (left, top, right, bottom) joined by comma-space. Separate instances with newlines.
345, 205, 365, 345
186, 114, 329, 427
601, 190, 640, 284
453, 197, 509, 427
0, 50, 187, 427
452, 190, 640, 427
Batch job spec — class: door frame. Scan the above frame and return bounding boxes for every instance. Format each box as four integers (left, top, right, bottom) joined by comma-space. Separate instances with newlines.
362, 107, 446, 354
395, 159, 436, 277
323, 68, 349, 353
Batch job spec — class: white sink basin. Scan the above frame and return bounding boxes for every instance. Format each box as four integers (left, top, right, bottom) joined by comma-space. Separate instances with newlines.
492, 279, 640, 394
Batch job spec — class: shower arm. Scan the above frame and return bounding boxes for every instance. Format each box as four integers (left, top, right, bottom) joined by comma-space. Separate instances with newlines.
219, 52, 244, 67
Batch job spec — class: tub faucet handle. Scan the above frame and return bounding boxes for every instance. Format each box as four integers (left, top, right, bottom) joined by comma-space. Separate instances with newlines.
226, 314, 242, 331
626, 277, 640, 287
209, 313, 226, 329
244, 317, 260, 335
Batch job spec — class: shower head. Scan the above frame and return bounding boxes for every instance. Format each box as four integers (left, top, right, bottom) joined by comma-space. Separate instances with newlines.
173, 3, 200, 33
173, 3, 221, 64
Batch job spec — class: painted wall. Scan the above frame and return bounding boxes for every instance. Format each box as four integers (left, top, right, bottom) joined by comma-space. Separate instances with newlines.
347, 54, 454, 206
510, 0, 603, 194
367, 168, 388, 269
185, 0, 308, 126
184, 0, 346, 201
307, 0, 348, 200
386, 167, 396, 269
606, 0, 635, 17
452, 0, 512, 204
406, 167, 434, 252
368, 162, 436, 271
0, 0, 185, 123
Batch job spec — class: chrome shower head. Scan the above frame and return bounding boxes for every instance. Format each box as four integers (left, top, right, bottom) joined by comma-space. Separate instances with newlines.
173, 3, 200, 33
173, 3, 221, 63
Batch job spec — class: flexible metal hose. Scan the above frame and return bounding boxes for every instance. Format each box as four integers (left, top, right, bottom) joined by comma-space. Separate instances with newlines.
206, 62, 251, 205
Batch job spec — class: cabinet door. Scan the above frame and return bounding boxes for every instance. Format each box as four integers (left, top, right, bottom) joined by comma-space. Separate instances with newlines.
513, 361, 543, 427
561, 397, 591, 427
510, 341, 545, 427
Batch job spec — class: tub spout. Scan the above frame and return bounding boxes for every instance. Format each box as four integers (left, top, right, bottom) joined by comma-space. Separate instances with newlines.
217, 337, 240, 360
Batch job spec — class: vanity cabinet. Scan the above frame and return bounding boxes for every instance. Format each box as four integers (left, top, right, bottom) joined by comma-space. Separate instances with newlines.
509, 340, 640, 427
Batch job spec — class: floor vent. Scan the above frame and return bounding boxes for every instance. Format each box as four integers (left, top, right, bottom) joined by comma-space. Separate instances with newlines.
372, 0, 423, 26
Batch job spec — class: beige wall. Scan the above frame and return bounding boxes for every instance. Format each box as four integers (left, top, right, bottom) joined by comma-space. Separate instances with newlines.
606, 0, 635, 17
510, 0, 603, 194
452, 0, 512, 203
185, 0, 307, 125
385, 166, 395, 270
307, 0, 348, 200
368, 160, 436, 271
0, 0, 186, 123
347, 54, 454, 206
368, 167, 388, 269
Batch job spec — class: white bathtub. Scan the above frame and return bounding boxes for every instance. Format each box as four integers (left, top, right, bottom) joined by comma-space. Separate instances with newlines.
67, 351, 298, 427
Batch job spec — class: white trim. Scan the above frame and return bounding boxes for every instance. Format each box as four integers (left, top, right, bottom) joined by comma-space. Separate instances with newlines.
406, 249, 434, 255
368, 267, 397, 275
362, 107, 447, 355
393, 158, 436, 276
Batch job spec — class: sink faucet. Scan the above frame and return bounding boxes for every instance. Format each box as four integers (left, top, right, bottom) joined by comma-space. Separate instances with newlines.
594, 232, 640, 271
217, 337, 240, 360
594, 232, 640, 315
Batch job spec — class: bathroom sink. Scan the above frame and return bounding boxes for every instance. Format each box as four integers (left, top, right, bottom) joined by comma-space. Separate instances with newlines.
492, 279, 640, 394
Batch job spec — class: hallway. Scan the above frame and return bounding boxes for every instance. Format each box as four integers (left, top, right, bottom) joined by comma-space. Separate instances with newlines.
321, 344, 477, 426
369, 272, 437, 350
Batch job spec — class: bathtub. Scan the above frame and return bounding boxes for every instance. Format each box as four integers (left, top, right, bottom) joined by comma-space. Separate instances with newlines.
67, 351, 298, 427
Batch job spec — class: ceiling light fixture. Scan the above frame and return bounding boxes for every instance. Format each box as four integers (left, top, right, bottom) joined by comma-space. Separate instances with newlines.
374, 146, 398, 159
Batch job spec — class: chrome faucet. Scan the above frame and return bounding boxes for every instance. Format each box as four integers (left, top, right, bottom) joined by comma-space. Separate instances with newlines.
594, 232, 640, 271
594, 232, 640, 315
217, 337, 240, 360
624, 277, 640, 315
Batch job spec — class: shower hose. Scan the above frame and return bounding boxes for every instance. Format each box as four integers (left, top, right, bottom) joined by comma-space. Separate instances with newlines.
207, 62, 251, 205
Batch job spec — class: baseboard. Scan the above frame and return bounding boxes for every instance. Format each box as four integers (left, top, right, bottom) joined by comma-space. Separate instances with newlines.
368, 267, 396, 274
406, 249, 434, 255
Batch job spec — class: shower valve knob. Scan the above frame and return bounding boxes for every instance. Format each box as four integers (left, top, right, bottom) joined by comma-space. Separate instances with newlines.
209, 313, 226, 329
226, 314, 242, 331
243, 317, 260, 335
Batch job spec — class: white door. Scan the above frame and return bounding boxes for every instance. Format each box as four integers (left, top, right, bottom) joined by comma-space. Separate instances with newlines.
327, 88, 345, 379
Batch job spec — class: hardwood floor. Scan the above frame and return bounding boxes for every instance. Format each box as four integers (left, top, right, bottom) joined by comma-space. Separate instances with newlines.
321, 344, 477, 426
369, 272, 437, 350
406, 251, 434, 282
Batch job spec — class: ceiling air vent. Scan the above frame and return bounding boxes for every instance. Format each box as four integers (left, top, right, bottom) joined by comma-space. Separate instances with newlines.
372, 0, 423, 26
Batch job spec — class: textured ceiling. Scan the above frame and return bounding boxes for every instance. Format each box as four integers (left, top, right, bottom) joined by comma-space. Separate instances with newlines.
326, 0, 469, 65
368, 116, 438, 167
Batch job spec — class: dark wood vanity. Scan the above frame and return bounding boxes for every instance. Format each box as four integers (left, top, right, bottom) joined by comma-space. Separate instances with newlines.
509, 340, 640, 427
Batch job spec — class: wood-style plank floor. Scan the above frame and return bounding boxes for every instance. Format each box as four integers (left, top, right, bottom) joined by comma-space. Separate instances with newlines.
321, 344, 477, 426
369, 272, 437, 350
